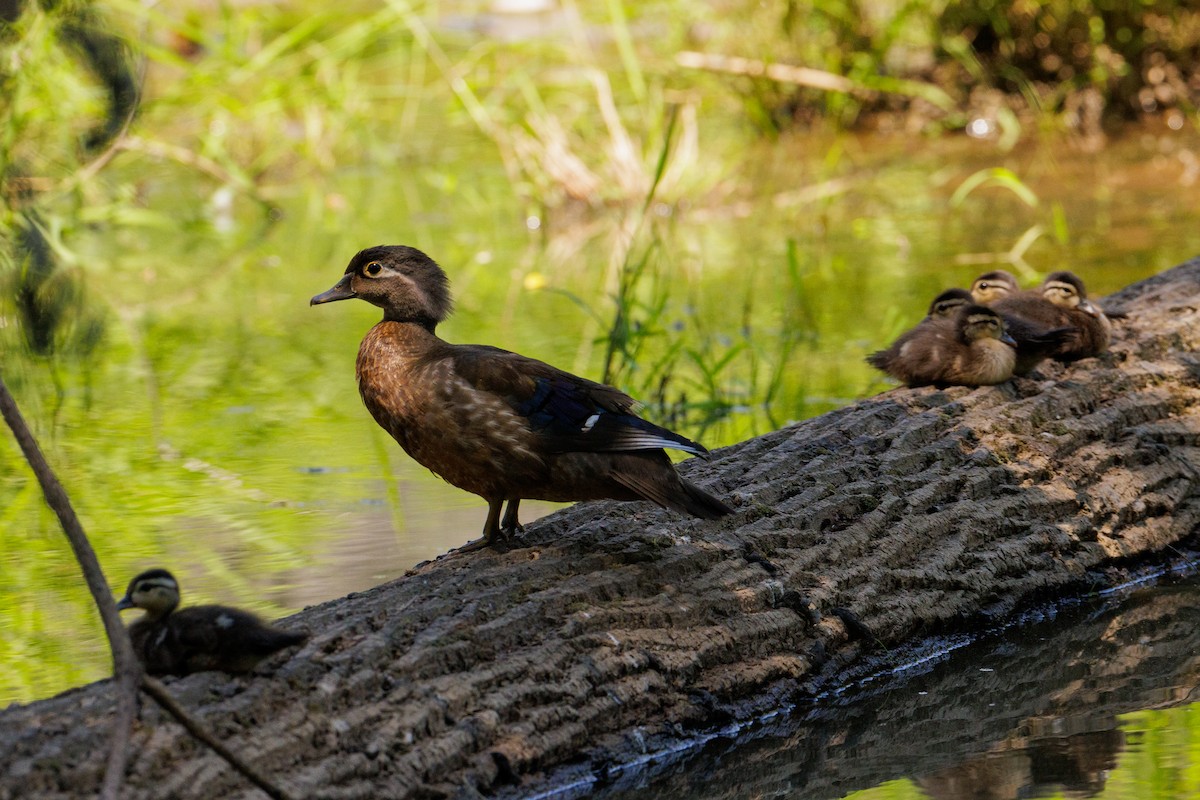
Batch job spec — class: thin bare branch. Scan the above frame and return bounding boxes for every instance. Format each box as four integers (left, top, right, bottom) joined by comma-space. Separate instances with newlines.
140, 676, 297, 800
676, 50, 867, 95
0, 374, 142, 800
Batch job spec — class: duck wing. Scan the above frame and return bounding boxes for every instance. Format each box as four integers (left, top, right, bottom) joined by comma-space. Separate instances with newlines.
450, 345, 709, 457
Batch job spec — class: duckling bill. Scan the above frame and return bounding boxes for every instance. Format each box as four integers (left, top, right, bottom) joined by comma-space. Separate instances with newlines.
867, 304, 1018, 387
116, 568, 306, 676
311, 245, 733, 547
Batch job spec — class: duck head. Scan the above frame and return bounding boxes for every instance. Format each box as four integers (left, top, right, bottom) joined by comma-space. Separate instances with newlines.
960, 305, 1018, 348
927, 288, 973, 320
311, 245, 453, 330
1041, 270, 1101, 316
117, 568, 181, 621
970, 270, 1019, 304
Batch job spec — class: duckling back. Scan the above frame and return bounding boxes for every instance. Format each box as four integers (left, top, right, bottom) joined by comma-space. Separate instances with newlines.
130, 605, 307, 676
993, 292, 1109, 362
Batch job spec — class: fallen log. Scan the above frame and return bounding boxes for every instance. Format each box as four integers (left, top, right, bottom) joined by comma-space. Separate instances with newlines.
1, 257, 1198, 800
573, 567, 1200, 800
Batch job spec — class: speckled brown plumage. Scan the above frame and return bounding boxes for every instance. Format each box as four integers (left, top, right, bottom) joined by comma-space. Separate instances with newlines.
116, 568, 307, 676
312, 245, 733, 546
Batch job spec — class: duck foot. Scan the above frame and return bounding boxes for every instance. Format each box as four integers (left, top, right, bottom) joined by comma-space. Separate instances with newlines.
455, 537, 492, 554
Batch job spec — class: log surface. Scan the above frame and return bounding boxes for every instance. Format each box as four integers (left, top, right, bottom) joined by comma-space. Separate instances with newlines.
1, 258, 1199, 800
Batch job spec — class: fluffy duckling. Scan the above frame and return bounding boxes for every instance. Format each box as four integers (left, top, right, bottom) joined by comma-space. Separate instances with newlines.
868, 304, 1018, 387
311, 245, 733, 547
994, 270, 1111, 361
964, 271, 1074, 374
116, 568, 307, 676
970, 270, 1019, 304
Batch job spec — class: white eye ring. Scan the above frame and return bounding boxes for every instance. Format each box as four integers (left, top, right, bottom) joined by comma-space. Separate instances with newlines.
364, 261, 383, 277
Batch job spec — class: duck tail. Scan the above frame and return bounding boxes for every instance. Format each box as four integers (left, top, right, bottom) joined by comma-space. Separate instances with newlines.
612, 469, 734, 521
677, 478, 735, 520
251, 627, 309, 655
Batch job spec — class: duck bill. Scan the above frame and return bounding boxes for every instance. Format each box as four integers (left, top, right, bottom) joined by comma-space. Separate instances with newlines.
310, 273, 356, 305
115, 596, 134, 611
1001, 331, 1018, 348
1078, 299, 1102, 317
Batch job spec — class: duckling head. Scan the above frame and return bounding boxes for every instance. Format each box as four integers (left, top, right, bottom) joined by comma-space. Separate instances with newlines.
960, 305, 1018, 348
116, 568, 181, 621
970, 270, 1019, 304
311, 245, 453, 330
927, 288, 973, 319
1041, 271, 1102, 315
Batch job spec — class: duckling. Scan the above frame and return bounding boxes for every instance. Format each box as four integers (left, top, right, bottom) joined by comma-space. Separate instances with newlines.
926, 288, 974, 320
970, 270, 1019, 304
963, 273, 1073, 374
116, 568, 307, 676
310, 245, 733, 547
994, 270, 1111, 361
867, 304, 1018, 387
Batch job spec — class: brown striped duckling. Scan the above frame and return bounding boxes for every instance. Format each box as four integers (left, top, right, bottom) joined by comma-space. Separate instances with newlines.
116, 568, 307, 676
994, 270, 1111, 361
970, 270, 1019, 304
311, 245, 733, 547
967, 271, 1077, 374
868, 304, 1018, 387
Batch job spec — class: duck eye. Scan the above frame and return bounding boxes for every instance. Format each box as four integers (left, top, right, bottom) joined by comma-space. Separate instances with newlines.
363, 261, 383, 277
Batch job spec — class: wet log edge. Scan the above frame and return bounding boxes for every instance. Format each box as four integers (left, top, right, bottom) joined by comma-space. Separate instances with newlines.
1, 257, 1198, 800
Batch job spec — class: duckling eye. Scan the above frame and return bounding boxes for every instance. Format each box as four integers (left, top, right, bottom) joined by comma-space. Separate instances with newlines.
363, 261, 383, 277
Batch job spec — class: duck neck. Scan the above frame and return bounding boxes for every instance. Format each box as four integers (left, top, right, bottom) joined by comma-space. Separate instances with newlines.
383, 311, 439, 332
140, 603, 176, 623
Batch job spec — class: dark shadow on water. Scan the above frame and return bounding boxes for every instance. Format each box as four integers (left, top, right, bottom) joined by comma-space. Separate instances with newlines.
520, 567, 1200, 800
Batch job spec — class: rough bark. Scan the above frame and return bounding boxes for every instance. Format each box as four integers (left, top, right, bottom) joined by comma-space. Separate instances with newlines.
579, 572, 1200, 800
2, 258, 1198, 800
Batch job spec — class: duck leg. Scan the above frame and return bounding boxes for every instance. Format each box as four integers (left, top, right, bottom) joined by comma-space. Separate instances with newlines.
457, 499, 505, 553
500, 500, 524, 536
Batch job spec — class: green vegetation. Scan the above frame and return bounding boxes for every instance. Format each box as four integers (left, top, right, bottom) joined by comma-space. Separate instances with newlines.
698, 0, 1200, 136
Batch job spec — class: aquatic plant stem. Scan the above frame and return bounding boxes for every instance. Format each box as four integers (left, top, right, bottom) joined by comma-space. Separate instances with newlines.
0, 373, 141, 800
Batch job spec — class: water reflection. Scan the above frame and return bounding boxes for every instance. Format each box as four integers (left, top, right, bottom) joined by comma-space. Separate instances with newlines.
538, 576, 1200, 800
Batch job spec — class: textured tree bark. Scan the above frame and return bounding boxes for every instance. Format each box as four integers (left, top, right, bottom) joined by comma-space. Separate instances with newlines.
1, 258, 1198, 800
576, 569, 1200, 800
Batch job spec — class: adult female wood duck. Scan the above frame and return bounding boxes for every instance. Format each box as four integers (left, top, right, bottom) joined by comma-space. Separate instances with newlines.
116, 568, 307, 676
993, 270, 1111, 361
867, 304, 1018, 387
310, 245, 733, 547
970, 270, 1019, 304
